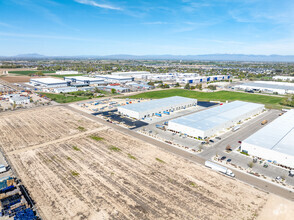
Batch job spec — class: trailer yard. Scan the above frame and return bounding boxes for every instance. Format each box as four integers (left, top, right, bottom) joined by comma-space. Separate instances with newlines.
0, 105, 289, 219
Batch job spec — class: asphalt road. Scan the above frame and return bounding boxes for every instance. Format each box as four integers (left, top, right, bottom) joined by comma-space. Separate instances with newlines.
64, 105, 294, 201
199, 109, 280, 158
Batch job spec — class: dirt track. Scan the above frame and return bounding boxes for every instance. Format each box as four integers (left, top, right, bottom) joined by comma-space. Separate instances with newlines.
0, 106, 293, 220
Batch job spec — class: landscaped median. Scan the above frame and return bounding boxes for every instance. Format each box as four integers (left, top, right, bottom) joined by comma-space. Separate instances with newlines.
125, 89, 285, 109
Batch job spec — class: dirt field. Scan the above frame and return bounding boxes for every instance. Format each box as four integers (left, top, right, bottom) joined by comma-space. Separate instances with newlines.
0, 106, 100, 153
0, 76, 30, 83
0, 106, 293, 220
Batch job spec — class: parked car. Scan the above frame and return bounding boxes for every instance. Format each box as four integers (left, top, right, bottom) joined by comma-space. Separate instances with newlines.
238, 141, 242, 144
226, 159, 232, 162
201, 141, 206, 145
215, 137, 221, 140
209, 140, 214, 143
275, 176, 282, 181
220, 156, 226, 160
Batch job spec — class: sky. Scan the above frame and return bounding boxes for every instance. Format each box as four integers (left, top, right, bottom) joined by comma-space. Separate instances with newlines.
0, 0, 294, 56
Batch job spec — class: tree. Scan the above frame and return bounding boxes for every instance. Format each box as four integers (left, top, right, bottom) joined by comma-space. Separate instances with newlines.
196, 84, 202, 90
148, 81, 155, 86
248, 161, 254, 168
184, 83, 190, 90
175, 82, 180, 87
208, 85, 217, 90
111, 88, 116, 94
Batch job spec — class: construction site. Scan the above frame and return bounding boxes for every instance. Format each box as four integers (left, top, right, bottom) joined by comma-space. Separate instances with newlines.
0, 105, 292, 219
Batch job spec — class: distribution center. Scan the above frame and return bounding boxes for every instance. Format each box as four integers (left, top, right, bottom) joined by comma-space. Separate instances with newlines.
168, 101, 264, 139
241, 110, 294, 168
117, 96, 197, 119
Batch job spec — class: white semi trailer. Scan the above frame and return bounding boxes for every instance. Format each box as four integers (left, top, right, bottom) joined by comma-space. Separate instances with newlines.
0, 164, 7, 173
205, 161, 235, 177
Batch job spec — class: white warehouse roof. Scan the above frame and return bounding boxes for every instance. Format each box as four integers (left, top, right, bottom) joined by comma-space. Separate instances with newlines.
243, 110, 294, 157
120, 96, 196, 112
169, 101, 264, 132
65, 76, 104, 82
31, 78, 67, 84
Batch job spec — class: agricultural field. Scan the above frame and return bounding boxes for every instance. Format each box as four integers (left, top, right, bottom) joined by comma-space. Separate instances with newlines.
0, 106, 100, 153
0, 106, 279, 220
8, 70, 55, 75
0, 75, 30, 83
126, 89, 285, 109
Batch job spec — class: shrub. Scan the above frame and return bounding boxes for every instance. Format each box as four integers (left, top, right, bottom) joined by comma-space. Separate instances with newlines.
109, 146, 121, 152
90, 135, 104, 141
72, 146, 80, 151
128, 154, 136, 160
156, 158, 165, 163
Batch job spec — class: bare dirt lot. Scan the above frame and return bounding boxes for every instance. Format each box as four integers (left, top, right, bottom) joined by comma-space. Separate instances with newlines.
0, 106, 293, 220
0, 76, 30, 83
0, 106, 100, 153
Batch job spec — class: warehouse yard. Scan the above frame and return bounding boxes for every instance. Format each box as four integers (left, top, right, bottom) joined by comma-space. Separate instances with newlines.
0, 106, 292, 219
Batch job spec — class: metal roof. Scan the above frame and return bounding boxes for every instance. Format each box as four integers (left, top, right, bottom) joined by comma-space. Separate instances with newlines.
240, 81, 294, 91
31, 78, 67, 84
170, 101, 264, 131
119, 96, 196, 113
65, 76, 104, 82
243, 110, 294, 156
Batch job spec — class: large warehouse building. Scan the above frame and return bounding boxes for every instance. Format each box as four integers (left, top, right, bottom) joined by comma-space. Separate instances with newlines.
234, 81, 294, 95
168, 101, 264, 139
241, 110, 294, 168
118, 96, 197, 119
64, 76, 105, 85
30, 78, 69, 88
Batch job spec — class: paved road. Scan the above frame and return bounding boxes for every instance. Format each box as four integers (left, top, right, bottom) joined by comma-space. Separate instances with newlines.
64, 105, 294, 201
199, 109, 280, 158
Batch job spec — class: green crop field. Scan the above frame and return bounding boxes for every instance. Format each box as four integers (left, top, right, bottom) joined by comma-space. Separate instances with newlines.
126, 89, 285, 109
39, 93, 90, 103
9, 70, 55, 75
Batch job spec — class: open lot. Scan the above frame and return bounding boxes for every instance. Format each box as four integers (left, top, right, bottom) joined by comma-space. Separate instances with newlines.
126, 89, 285, 109
0, 106, 99, 153
0, 106, 289, 219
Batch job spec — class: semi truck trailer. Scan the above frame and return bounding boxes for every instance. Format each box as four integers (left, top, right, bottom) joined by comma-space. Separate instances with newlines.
205, 161, 235, 177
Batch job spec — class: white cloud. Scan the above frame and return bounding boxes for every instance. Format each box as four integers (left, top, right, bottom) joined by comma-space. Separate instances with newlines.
74, 0, 122, 10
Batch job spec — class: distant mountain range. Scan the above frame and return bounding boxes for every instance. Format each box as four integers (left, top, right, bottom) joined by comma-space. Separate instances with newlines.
1, 53, 294, 62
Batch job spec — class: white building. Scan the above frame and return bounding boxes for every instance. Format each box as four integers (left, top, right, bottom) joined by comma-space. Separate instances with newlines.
234, 81, 294, 95
273, 76, 294, 82
118, 96, 197, 119
9, 96, 30, 105
241, 110, 294, 168
30, 78, 69, 88
111, 71, 150, 76
64, 76, 105, 85
168, 101, 264, 139
95, 75, 134, 83
56, 71, 79, 75
53, 87, 78, 93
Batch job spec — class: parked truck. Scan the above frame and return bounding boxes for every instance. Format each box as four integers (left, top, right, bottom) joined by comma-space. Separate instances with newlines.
232, 125, 240, 132
0, 164, 7, 173
261, 120, 268, 125
205, 161, 235, 177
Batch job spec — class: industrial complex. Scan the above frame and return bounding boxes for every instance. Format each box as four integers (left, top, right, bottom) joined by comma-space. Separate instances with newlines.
241, 110, 294, 168
234, 81, 294, 94
118, 96, 197, 119
168, 101, 265, 139
30, 78, 69, 88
